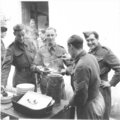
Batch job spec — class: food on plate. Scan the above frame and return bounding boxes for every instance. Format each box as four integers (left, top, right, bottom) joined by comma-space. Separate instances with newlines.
44, 67, 49, 71
27, 99, 38, 105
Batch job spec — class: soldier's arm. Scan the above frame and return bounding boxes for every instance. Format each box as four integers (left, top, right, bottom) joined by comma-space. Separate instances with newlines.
30, 50, 43, 72
105, 50, 120, 86
1, 52, 5, 62
2, 48, 13, 87
61, 47, 72, 67
70, 66, 89, 107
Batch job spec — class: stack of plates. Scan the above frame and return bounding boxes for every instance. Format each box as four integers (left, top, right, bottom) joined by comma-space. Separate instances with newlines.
16, 83, 35, 95
1, 92, 13, 104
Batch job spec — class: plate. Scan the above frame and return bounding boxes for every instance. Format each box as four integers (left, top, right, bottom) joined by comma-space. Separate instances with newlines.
38, 67, 52, 73
1, 91, 13, 104
48, 73, 63, 77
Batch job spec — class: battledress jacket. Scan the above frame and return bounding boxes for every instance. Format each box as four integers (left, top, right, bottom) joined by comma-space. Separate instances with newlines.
1, 39, 6, 65
1, 38, 36, 87
89, 43, 120, 119
70, 50, 105, 119
31, 44, 71, 99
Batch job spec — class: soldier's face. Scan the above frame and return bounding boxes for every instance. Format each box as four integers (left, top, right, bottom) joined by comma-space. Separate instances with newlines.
30, 20, 35, 28
68, 44, 75, 58
1, 32, 7, 38
16, 30, 25, 43
86, 34, 99, 50
39, 32, 45, 41
45, 29, 56, 46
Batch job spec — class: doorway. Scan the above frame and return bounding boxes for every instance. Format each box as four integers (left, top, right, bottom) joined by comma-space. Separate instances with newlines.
21, 1, 49, 29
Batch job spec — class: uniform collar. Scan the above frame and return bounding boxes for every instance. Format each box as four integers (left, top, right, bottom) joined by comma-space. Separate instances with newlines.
15, 37, 25, 50
74, 50, 87, 63
89, 43, 101, 53
47, 43, 57, 51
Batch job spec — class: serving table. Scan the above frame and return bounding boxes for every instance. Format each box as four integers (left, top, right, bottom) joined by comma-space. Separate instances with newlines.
1, 98, 75, 119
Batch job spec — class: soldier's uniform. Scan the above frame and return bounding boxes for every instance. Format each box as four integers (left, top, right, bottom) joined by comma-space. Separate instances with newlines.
1, 25, 36, 88
1, 39, 6, 65
89, 44, 120, 119
31, 44, 71, 99
1, 26, 7, 65
70, 50, 105, 119
83, 31, 120, 119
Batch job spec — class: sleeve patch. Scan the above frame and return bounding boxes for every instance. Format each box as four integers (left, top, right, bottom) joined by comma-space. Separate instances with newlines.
5, 56, 12, 61
73, 81, 85, 91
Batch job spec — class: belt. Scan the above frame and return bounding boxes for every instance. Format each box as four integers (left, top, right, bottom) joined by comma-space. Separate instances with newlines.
17, 67, 30, 72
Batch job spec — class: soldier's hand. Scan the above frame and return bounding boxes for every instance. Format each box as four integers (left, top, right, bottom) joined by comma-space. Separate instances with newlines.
60, 54, 71, 60
63, 104, 71, 112
60, 69, 66, 75
1, 85, 6, 90
36, 66, 43, 73
100, 80, 111, 88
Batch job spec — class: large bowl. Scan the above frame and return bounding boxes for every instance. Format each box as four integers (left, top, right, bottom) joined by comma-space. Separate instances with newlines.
16, 83, 35, 90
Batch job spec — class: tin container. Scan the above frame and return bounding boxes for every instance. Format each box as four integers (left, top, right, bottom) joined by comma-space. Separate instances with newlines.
46, 73, 63, 106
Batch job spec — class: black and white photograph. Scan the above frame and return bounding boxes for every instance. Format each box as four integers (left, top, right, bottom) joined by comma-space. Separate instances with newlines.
0, 0, 120, 119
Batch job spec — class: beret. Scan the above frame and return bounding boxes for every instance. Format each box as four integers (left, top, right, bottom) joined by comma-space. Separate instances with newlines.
83, 31, 98, 39
13, 24, 24, 31
1, 27, 7, 33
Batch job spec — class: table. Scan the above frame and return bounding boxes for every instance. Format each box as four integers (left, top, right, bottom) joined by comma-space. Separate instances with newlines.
1, 99, 75, 119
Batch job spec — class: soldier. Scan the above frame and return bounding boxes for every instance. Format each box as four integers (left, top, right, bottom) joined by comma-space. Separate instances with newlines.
38, 29, 46, 48
83, 31, 120, 119
64, 35, 105, 119
31, 27, 71, 99
1, 26, 7, 65
1, 24, 36, 90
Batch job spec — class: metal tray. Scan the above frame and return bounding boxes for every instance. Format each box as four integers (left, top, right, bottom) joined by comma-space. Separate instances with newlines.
12, 95, 54, 118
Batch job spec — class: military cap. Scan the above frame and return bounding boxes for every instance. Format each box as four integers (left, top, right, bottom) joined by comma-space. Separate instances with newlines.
83, 31, 99, 39
13, 24, 24, 31
1, 26, 7, 33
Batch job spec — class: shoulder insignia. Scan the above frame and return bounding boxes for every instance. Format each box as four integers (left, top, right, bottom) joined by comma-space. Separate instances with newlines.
5, 55, 12, 61
74, 81, 85, 91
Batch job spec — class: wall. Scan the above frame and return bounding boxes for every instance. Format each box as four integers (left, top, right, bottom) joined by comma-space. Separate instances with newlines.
21, 2, 31, 25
